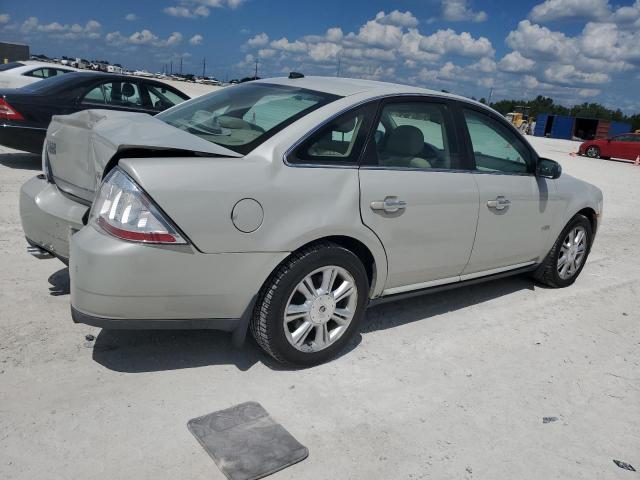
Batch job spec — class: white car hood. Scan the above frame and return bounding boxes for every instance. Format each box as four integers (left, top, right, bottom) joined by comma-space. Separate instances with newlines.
46, 109, 241, 202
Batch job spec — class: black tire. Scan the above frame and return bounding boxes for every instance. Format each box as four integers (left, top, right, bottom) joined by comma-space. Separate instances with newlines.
585, 145, 600, 158
533, 214, 593, 288
250, 242, 369, 366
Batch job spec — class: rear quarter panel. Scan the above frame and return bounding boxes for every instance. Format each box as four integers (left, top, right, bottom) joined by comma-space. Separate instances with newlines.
119, 143, 388, 296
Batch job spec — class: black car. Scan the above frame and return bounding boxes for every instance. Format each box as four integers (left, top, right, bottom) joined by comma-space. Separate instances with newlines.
0, 72, 190, 153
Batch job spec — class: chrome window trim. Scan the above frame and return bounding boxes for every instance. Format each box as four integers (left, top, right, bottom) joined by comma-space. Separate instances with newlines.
283, 92, 474, 169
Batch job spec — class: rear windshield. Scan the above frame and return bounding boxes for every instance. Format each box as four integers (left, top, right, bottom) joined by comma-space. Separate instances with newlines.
156, 83, 340, 155
0, 62, 25, 72
20, 73, 79, 93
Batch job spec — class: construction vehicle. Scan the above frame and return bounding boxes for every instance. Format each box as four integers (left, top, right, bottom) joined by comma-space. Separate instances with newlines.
505, 106, 531, 129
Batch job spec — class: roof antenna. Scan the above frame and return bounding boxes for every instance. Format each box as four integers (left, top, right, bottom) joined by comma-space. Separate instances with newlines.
289, 72, 304, 79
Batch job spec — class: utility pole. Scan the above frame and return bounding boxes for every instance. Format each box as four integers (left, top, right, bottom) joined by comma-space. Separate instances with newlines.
254, 59, 258, 79
202, 58, 206, 78
337, 57, 341, 77
488, 87, 494, 105
170, 60, 173, 75
180, 57, 183, 75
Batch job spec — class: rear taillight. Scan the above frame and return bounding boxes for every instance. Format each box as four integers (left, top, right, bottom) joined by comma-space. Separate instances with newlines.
0, 98, 24, 121
89, 168, 186, 244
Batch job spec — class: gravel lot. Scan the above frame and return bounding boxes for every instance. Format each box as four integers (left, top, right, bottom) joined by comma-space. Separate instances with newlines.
1, 136, 639, 480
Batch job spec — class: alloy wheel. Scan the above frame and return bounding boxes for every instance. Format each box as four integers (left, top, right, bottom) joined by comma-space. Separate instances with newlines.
585, 146, 599, 158
557, 226, 587, 280
283, 265, 358, 353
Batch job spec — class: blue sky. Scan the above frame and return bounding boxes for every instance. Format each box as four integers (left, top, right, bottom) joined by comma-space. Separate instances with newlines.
1, 0, 639, 113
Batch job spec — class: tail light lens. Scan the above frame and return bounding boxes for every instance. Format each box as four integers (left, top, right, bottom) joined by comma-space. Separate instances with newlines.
89, 168, 186, 244
0, 98, 24, 121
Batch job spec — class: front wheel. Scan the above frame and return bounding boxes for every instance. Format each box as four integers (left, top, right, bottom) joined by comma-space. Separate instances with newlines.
585, 145, 600, 158
533, 214, 593, 288
250, 242, 369, 366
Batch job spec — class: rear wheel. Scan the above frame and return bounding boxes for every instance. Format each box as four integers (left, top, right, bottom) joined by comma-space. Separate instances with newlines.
585, 145, 600, 158
250, 242, 368, 366
533, 214, 592, 288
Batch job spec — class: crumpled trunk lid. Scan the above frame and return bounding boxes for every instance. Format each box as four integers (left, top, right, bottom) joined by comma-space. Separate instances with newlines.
46, 109, 241, 202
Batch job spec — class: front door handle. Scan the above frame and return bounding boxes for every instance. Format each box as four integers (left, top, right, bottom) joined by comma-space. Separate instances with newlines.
371, 196, 407, 213
487, 196, 511, 210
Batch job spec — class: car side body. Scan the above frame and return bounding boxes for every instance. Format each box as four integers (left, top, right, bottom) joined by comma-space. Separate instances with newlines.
0, 61, 79, 89
0, 72, 190, 153
19, 76, 603, 364
579, 133, 640, 161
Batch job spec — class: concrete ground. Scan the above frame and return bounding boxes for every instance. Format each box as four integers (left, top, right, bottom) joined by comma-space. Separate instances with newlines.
0, 136, 639, 480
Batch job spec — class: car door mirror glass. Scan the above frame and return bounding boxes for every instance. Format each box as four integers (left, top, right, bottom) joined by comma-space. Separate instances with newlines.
537, 158, 561, 179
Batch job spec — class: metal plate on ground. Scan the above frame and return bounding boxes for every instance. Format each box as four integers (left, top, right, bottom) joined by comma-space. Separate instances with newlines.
188, 402, 308, 480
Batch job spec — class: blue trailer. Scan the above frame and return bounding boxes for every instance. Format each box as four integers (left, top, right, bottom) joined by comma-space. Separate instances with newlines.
608, 121, 632, 137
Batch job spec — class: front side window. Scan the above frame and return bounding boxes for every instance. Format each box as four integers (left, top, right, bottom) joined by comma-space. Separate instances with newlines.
81, 81, 143, 107
146, 84, 186, 111
464, 109, 533, 174
288, 103, 376, 166
157, 83, 339, 155
370, 101, 454, 170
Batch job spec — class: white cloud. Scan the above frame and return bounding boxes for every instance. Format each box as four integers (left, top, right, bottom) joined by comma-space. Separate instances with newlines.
124, 13, 138, 21
189, 34, 204, 45
106, 29, 183, 47
17, 17, 102, 39
325, 27, 343, 42
498, 51, 536, 72
442, 0, 488, 22
529, 0, 610, 22
578, 88, 601, 97
258, 48, 276, 58
543, 64, 610, 84
247, 32, 269, 47
469, 57, 496, 73
348, 17, 404, 48
191, 0, 245, 8
270, 37, 307, 53
164, 5, 210, 18
506, 20, 577, 61
420, 29, 494, 58
0, 13, 10, 24
374, 10, 419, 28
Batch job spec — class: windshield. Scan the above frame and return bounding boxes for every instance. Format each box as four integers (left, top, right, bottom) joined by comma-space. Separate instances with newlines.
156, 83, 340, 154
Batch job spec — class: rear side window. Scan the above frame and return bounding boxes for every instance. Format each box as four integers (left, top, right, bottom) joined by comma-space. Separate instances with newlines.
288, 103, 377, 166
146, 84, 186, 111
82, 81, 143, 107
464, 109, 533, 174
157, 83, 339, 155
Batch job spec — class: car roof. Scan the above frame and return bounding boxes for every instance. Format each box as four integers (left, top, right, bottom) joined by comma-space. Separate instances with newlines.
255, 75, 473, 103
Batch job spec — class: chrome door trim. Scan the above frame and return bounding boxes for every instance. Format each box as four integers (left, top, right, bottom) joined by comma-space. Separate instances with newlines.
382, 275, 461, 296
381, 260, 536, 296
460, 261, 536, 281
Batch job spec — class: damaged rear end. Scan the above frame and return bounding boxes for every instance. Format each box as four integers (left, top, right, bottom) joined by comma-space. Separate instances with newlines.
19, 108, 239, 262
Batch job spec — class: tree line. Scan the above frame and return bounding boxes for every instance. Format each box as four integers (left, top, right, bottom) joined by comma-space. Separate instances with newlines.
477, 95, 640, 131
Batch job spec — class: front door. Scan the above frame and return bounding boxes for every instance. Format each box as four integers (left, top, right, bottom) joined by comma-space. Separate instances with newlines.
460, 107, 558, 275
608, 134, 640, 161
359, 99, 479, 293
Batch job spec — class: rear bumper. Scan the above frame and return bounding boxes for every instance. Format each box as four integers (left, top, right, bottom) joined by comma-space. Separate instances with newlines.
70, 226, 288, 325
71, 306, 241, 331
0, 124, 46, 154
19, 175, 88, 261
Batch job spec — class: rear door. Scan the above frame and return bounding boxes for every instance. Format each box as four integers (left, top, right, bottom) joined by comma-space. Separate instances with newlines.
460, 106, 558, 274
359, 97, 479, 293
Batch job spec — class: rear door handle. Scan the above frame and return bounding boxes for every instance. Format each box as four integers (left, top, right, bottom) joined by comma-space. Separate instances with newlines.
371, 196, 407, 213
487, 196, 511, 210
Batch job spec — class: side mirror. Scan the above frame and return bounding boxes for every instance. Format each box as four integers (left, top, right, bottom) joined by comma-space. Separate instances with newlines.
537, 158, 562, 179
